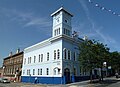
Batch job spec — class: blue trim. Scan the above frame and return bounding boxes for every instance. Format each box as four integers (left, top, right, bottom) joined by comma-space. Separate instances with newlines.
21, 76, 90, 84
21, 76, 64, 84
71, 74, 75, 83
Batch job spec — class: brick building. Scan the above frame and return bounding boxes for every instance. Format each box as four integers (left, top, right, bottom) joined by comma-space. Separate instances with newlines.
0, 67, 3, 77
3, 49, 23, 82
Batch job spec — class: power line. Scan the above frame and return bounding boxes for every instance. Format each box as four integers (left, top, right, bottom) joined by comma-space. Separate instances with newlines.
87, 0, 120, 17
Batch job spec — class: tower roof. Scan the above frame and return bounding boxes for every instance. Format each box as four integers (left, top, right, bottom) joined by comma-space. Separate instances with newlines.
51, 7, 73, 17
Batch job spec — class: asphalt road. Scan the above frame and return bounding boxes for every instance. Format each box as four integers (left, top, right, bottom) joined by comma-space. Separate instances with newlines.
0, 77, 120, 87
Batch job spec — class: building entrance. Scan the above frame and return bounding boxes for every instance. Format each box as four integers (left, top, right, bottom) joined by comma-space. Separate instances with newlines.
64, 68, 70, 83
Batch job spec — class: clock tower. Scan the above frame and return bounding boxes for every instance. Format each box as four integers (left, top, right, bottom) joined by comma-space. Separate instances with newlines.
51, 7, 73, 37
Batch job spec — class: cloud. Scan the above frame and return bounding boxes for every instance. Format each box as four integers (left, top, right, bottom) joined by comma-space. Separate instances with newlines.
24, 17, 51, 27
0, 7, 52, 37
94, 28, 119, 51
0, 8, 52, 28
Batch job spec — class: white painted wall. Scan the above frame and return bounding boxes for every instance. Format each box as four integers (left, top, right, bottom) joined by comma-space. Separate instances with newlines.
22, 39, 63, 77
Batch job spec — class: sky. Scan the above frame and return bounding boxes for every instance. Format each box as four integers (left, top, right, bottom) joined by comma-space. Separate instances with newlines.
0, 0, 120, 66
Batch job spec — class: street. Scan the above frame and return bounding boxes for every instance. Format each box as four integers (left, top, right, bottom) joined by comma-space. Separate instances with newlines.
0, 77, 120, 87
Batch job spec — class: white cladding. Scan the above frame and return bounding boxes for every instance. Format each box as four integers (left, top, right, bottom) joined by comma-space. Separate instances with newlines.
22, 7, 81, 78
22, 38, 62, 77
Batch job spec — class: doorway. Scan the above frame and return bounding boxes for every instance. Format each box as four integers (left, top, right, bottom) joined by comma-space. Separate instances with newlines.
64, 68, 70, 83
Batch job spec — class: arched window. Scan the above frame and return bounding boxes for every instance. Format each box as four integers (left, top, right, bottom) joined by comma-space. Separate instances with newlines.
39, 55, 40, 62
68, 50, 71, 60
64, 49, 67, 59
54, 50, 56, 60
57, 49, 60, 59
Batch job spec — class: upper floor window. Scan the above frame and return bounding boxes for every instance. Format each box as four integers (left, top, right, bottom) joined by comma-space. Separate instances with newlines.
64, 49, 67, 59
28, 57, 29, 64
39, 55, 40, 62
68, 50, 71, 60
28, 57, 31, 64
58, 28, 60, 34
64, 28, 70, 36
30, 57, 31, 63
54, 28, 60, 36
54, 30, 56, 36
34, 56, 36, 63
57, 49, 60, 59
54, 50, 56, 60
63, 48, 71, 60
41, 54, 43, 62
47, 52, 49, 61
74, 52, 76, 61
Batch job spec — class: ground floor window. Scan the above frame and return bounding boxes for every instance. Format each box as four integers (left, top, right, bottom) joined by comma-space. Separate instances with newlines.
46, 68, 49, 75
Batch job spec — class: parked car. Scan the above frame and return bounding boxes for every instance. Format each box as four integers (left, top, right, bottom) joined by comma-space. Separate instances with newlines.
0, 78, 10, 83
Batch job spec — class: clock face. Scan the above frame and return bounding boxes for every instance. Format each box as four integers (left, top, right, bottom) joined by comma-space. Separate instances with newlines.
56, 16, 60, 23
65, 19, 68, 23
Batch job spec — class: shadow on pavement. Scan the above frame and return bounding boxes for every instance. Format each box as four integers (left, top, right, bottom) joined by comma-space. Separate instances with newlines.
90, 79, 120, 87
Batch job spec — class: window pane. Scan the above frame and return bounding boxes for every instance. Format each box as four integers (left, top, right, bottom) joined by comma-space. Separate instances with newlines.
34, 56, 36, 63
40, 69, 42, 75
54, 50, 56, 60
33, 69, 35, 75
41, 54, 43, 62
39, 55, 40, 62
47, 52, 49, 61
46, 68, 49, 75
57, 49, 60, 59
68, 50, 70, 60
64, 49, 67, 59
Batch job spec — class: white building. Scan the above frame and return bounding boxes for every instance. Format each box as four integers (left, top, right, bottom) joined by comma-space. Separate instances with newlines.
21, 7, 84, 84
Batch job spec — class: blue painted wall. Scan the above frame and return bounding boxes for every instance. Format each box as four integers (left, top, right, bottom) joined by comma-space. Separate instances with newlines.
21, 76, 65, 84
21, 75, 90, 84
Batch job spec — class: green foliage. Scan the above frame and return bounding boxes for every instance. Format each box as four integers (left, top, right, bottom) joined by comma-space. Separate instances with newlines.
109, 51, 120, 72
78, 39, 110, 70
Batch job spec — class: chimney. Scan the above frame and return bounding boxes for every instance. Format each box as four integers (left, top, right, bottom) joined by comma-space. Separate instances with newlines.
16, 48, 20, 53
9, 52, 12, 56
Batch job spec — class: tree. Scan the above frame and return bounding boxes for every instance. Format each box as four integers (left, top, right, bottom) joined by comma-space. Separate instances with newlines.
79, 39, 96, 82
78, 39, 110, 82
92, 41, 110, 81
109, 51, 120, 74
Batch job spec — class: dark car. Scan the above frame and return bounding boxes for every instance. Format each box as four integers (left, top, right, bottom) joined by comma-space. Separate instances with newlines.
0, 78, 10, 83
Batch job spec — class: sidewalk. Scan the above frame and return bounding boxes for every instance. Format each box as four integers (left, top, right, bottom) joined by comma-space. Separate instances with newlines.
5, 76, 120, 87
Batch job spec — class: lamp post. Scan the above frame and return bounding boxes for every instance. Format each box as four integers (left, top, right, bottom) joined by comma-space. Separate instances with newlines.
100, 62, 107, 81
